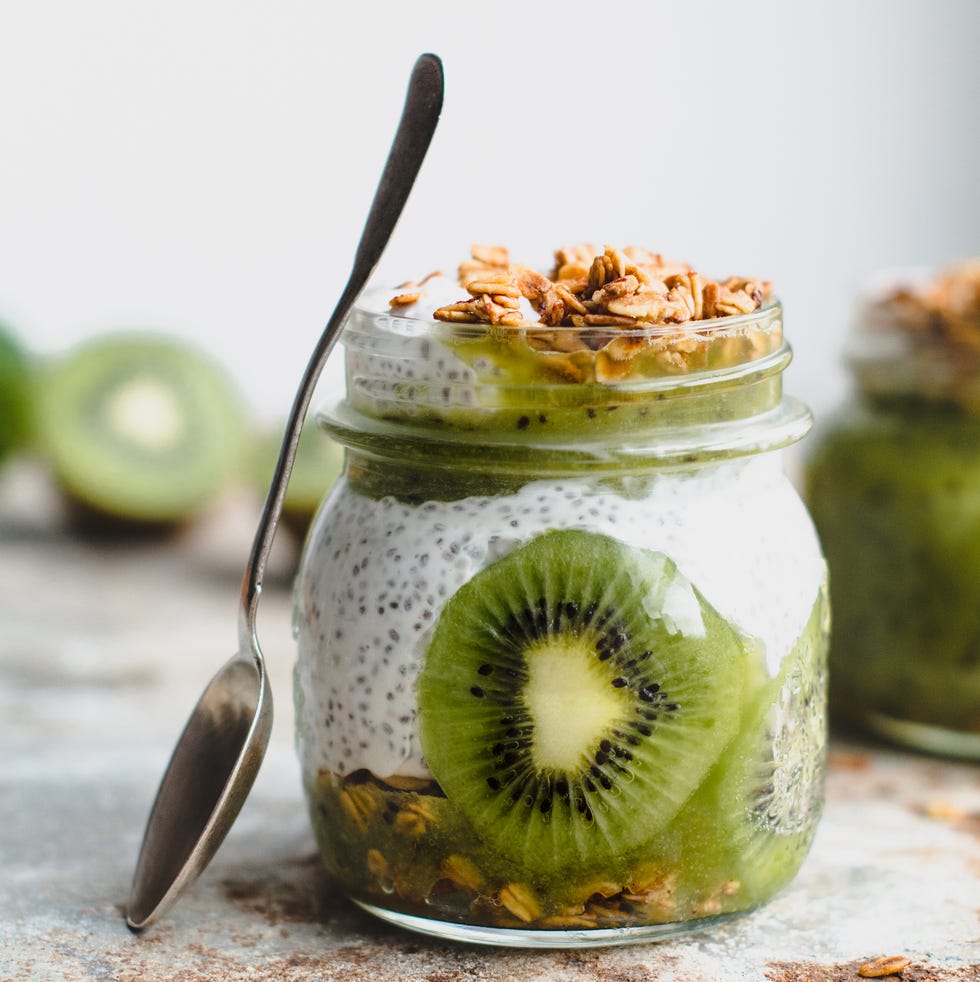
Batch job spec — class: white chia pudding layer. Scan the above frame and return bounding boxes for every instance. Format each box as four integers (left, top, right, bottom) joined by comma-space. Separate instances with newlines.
293, 452, 826, 781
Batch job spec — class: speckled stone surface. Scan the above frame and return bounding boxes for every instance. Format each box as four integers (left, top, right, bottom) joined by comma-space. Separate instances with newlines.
1, 463, 978, 982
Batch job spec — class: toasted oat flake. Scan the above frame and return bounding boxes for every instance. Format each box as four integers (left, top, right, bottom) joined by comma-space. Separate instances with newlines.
389, 291, 422, 308
439, 854, 485, 893
338, 784, 378, 832
366, 848, 392, 882
471, 243, 511, 268
393, 799, 436, 837
858, 955, 912, 977
498, 883, 542, 923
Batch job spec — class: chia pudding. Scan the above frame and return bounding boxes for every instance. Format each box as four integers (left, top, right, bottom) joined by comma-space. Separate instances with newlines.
293, 244, 829, 944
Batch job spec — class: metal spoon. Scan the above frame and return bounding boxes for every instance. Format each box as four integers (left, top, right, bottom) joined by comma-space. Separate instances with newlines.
126, 53, 445, 932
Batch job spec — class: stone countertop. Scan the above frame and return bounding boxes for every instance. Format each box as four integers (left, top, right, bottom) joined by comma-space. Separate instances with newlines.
0, 463, 977, 982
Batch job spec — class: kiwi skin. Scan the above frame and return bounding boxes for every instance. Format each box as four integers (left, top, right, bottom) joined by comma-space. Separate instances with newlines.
0, 321, 35, 465
36, 331, 247, 534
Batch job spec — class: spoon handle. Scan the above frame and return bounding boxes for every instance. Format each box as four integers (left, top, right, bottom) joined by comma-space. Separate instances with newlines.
239, 53, 444, 644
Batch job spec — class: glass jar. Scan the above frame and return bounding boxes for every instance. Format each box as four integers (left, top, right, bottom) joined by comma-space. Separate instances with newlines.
806, 264, 980, 759
293, 290, 829, 947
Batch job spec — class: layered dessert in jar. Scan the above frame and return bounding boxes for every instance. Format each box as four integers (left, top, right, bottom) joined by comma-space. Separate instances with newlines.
807, 260, 980, 758
293, 244, 829, 945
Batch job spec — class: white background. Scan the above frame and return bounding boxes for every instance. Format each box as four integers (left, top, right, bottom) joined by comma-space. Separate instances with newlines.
1, 0, 977, 432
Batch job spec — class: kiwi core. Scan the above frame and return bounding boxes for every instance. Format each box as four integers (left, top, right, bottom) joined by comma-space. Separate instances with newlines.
523, 637, 630, 772
103, 376, 187, 451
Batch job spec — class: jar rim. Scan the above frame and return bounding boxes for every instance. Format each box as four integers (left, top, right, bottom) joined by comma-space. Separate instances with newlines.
331, 292, 808, 463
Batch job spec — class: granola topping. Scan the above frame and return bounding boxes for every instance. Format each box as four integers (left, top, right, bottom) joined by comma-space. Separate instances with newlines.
382, 244, 777, 384
851, 260, 980, 412
867, 259, 980, 352
390, 243, 772, 330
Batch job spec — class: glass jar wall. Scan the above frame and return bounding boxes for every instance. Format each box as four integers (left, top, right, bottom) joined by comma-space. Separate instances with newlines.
293, 289, 829, 946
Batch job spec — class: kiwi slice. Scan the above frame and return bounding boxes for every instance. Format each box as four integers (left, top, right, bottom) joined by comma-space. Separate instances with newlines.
0, 321, 34, 464
417, 528, 751, 881
677, 590, 828, 900
37, 331, 246, 526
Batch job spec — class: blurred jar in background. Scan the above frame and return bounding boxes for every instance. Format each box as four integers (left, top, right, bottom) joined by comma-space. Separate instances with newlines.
806, 261, 980, 759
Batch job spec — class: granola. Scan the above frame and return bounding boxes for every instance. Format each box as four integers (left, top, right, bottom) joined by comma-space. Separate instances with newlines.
868, 259, 980, 351
386, 243, 776, 382
412, 243, 772, 331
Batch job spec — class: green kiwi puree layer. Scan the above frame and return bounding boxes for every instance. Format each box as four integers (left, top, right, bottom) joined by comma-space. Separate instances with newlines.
807, 399, 980, 736
304, 589, 827, 931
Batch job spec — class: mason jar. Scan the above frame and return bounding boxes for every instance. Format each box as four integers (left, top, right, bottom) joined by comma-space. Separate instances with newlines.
806, 263, 980, 759
293, 283, 829, 947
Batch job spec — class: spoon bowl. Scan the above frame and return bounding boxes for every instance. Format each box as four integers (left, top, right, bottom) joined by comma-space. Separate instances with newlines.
126, 655, 271, 929
126, 52, 444, 931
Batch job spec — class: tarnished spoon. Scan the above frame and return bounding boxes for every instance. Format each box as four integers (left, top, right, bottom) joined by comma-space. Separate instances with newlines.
126, 52, 444, 931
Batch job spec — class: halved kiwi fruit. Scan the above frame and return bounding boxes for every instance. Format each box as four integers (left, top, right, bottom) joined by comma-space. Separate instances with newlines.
249, 419, 344, 538
37, 332, 246, 528
417, 528, 752, 882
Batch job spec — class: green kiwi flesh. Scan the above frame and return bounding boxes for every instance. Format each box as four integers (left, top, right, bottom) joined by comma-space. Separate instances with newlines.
667, 588, 829, 902
37, 332, 246, 525
250, 419, 344, 537
417, 528, 752, 881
